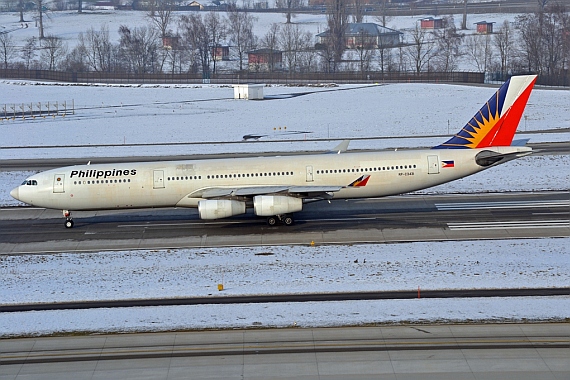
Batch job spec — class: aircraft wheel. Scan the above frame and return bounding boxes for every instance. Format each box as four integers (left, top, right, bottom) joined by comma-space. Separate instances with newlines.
65, 219, 74, 229
266, 216, 278, 226
283, 216, 294, 226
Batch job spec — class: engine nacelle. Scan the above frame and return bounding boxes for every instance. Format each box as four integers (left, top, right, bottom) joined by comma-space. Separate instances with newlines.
198, 200, 246, 220
253, 195, 303, 216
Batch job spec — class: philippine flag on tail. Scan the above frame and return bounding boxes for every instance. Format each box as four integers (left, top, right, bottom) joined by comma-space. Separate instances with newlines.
442, 160, 455, 168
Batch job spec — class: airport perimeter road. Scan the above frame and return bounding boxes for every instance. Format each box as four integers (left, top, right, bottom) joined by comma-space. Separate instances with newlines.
1, 323, 569, 380
0, 191, 568, 254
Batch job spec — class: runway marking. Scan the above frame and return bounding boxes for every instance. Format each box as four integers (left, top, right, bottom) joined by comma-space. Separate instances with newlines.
435, 200, 569, 211
448, 220, 569, 230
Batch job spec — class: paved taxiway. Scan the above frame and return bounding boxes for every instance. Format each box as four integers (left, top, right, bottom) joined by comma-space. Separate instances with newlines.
1, 323, 569, 379
0, 191, 568, 254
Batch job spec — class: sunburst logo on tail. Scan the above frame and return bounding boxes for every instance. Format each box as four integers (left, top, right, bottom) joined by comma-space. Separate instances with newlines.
348, 175, 370, 187
433, 75, 536, 150
462, 103, 502, 148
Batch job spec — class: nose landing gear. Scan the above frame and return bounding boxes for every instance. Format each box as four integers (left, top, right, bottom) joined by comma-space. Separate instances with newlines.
63, 210, 74, 228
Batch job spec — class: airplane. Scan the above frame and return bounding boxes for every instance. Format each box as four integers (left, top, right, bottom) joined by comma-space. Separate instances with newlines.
10, 75, 537, 228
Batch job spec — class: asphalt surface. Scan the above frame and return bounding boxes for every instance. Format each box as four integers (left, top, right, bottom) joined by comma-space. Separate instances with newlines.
1, 323, 569, 379
1, 191, 568, 254
2, 288, 569, 313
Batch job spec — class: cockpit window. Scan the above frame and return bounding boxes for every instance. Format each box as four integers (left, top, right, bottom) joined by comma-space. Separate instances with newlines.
21, 180, 38, 186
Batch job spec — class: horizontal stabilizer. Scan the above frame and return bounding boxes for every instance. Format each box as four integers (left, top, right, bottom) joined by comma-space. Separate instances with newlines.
511, 138, 530, 146
326, 140, 350, 154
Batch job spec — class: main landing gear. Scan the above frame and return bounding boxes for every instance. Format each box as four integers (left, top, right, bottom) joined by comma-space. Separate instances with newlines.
266, 214, 294, 226
63, 210, 74, 228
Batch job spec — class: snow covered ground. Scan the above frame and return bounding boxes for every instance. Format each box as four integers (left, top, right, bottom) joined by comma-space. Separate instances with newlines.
1, 238, 569, 336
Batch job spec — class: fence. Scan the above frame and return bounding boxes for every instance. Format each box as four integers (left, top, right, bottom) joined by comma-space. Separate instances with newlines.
0, 69, 486, 85
2, 69, 567, 86
1, 100, 74, 120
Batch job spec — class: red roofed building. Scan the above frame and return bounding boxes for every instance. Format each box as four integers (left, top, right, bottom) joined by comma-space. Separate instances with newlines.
475, 21, 495, 34
420, 17, 443, 29
247, 49, 282, 72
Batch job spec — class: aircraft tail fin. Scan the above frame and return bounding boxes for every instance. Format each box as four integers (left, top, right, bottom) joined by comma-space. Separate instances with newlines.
433, 75, 537, 149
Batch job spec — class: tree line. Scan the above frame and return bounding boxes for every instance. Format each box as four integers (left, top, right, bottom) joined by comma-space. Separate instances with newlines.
0, 1, 568, 79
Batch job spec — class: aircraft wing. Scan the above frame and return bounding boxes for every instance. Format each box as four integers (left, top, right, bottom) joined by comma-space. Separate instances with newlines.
194, 185, 343, 199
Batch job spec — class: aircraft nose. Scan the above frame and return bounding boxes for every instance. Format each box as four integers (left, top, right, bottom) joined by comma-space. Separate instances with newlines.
10, 187, 20, 200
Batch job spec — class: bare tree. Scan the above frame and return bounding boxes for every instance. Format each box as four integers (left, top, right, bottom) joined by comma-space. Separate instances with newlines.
296, 31, 317, 72
35, 0, 45, 39
275, 0, 304, 24
537, 0, 549, 13
279, 22, 305, 72
18, 0, 25, 22
21, 36, 37, 69
0, 33, 18, 69
374, 0, 392, 27
405, 22, 436, 74
464, 33, 493, 72
432, 16, 462, 72
515, 14, 542, 73
226, 4, 256, 71
78, 25, 114, 72
541, 4, 569, 76
40, 35, 66, 70
354, 28, 374, 74
493, 20, 513, 76
179, 14, 210, 74
352, 0, 364, 23
205, 11, 226, 74
515, 4, 569, 75
376, 37, 393, 74
61, 44, 88, 71
147, 0, 175, 39
164, 42, 186, 74
260, 23, 280, 72
326, 0, 348, 72
461, 0, 468, 30
118, 25, 160, 74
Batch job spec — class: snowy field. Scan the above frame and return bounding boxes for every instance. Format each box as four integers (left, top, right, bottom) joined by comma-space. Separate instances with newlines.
1, 238, 569, 336
1, 81, 569, 156
0, 10, 524, 50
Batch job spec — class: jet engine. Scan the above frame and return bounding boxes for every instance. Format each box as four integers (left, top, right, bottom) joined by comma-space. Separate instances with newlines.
253, 195, 303, 216
198, 200, 246, 220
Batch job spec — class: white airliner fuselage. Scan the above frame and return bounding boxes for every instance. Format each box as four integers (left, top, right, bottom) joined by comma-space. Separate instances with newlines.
10, 75, 538, 227
11, 146, 531, 225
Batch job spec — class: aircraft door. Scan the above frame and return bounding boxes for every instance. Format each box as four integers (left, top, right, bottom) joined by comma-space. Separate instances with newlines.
53, 174, 65, 193
427, 155, 440, 174
306, 165, 314, 182
153, 170, 165, 189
